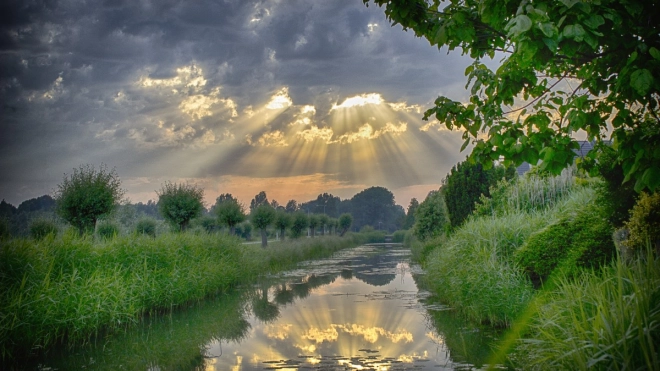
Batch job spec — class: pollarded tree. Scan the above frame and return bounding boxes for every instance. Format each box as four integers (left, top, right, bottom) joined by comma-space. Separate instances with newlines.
308, 214, 320, 238
318, 214, 329, 235
55, 164, 125, 235
214, 194, 246, 235
251, 204, 276, 247
290, 211, 309, 238
250, 191, 269, 213
364, 0, 660, 192
157, 182, 204, 232
274, 210, 291, 240
413, 190, 450, 241
338, 213, 353, 237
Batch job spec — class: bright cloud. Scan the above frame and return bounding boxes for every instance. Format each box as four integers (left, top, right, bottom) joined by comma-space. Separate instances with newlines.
331, 93, 384, 110
297, 125, 334, 143
266, 87, 293, 110
334, 122, 407, 144
256, 130, 288, 147
139, 64, 207, 92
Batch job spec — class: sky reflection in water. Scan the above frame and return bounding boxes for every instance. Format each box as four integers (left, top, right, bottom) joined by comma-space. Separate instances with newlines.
206, 246, 454, 370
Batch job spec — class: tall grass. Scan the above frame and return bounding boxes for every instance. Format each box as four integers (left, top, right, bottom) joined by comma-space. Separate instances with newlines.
0, 231, 363, 359
425, 213, 544, 326
513, 249, 660, 370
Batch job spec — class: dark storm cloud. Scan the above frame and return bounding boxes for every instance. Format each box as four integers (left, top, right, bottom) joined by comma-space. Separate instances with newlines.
0, 0, 474, 205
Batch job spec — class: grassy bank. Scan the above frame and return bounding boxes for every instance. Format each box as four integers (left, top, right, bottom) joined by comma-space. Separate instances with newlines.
415, 171, 659, 368
0, 231, 364, 359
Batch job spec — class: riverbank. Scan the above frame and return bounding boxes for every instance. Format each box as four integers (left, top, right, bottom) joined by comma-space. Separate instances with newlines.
411, 172, 660, 370
0, 231, 367, 360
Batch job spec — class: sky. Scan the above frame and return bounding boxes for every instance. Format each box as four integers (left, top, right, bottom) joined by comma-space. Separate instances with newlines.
0, 0, 478, 209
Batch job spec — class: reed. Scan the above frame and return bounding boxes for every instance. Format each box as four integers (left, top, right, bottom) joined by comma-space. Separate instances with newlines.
512, 249, 660, 370
0, 231, 363, 359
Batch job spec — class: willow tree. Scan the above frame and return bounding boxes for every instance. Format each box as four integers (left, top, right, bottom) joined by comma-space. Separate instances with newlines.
364, 0, 659, 192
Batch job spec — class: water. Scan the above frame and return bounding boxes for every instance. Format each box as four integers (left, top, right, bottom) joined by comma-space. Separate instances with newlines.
20, 245, 502, 370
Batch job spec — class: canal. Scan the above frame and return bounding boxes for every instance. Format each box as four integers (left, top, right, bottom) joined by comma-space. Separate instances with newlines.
22, 244, 502, 370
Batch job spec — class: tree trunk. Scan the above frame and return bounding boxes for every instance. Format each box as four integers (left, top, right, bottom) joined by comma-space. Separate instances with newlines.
280, 228, 285, 241
261, 228, 268, 247
230, 225, 235, 236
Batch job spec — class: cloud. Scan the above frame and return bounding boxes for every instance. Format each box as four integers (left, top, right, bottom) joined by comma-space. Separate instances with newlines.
265, 87, 293, 110
331, 93, 384, 110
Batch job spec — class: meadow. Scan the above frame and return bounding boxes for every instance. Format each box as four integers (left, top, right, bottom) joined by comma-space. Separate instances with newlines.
0, 231, 366, 360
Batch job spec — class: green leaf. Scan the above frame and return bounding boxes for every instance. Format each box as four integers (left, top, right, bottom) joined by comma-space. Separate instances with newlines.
650, 47, 660, 61
506, 14, 532, 37
538, 22, 556, 38
460, 138, 470, 151
583, 15, 604, 29
630, 69, 653, 96
563, 24, 585, 41
559, 0, 579, 9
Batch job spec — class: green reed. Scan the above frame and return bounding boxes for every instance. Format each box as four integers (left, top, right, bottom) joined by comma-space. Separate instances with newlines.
0, 231, 363, 359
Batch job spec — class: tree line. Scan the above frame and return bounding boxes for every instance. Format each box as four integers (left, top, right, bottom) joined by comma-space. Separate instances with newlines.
0, 164, 411, 246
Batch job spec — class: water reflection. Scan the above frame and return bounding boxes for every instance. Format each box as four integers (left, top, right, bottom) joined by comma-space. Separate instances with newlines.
19, 245, 501, 370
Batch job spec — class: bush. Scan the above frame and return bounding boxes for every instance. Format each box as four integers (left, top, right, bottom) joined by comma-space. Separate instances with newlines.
29, 219, 58, 240
625, 191, 660, 252
135, 218, 157, 237
413, 189, 450, 241
55, 164, 125, 235
96, 221, 120, 240
338, 213, 353, 236
157, 182, 204, 232
196, 216, 219, 234
289, 212, 308, 238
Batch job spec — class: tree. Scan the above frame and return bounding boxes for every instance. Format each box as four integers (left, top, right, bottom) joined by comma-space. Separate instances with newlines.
18, 195, 56, 213
318, 214, 329, 235
413, 190, 450, 241
290, 211, 308, 238
364, 0, 660, 192
403, 198, 419, 230
443, 159, 514, 228
55, 164, 125, 235
285, 199, 298, 213
350, 186, 401, 232
214, 194, 246, 235
338, 213, 353, 236
274, 210, 291, 240
250, 191, 269, 213
157, 182, 204, 232
308, 214, 320, 238
251, 204, 276, 247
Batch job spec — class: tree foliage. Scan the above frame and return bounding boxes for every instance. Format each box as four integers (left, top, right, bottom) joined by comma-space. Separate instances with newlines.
214, 194, 246, 235
274, 210, 291, 240
403, 198, 419, 230
251, 204, 276, 247
350, 186, 403, 231
249, 191, 269, 213
338, 213, 353, 236
157, 182, 204, 232
413, 190, 450, 241
290, 211, 309, 238
364, 0, 660, 192
55, 164, 125, 235
443, 160, 515, 228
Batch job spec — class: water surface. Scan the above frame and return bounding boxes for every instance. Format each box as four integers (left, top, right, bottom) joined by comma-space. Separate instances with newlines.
23, 244, 501, 370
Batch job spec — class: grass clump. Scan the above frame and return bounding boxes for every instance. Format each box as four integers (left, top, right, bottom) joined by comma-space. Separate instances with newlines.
513, 249, 660, 370
135, 217, 157, 237
29, 218, 58, 240
96, 220, 120, 240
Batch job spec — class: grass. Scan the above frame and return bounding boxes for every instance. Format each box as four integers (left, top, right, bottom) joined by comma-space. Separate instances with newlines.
511, 249, 660, 370
0, 230, 365, 360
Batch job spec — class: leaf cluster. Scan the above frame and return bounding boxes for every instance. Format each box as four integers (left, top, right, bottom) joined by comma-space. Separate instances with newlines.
365, 0, 660, 192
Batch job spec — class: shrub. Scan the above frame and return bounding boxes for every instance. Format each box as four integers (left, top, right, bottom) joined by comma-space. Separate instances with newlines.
413, 189, 450, 241
135, 218, 157, 237
96, 221, 119, 240
515, 187, 616, 283
55, 164, 125, 235
29, 219, 58, 240
392, 230, 408, 243
196, 216, 219, 234
442, 159, 515, 228
157, 182, 204, 232
625, 191, 660, 252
